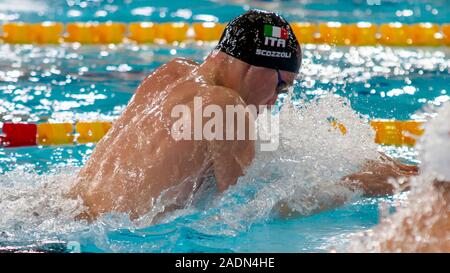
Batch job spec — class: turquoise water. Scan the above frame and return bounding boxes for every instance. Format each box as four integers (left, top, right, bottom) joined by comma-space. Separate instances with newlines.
1, 0, 450, 23
0, 0, 449, 253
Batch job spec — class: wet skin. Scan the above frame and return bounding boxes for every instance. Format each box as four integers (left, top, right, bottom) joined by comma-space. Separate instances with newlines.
69, 57, 257, 220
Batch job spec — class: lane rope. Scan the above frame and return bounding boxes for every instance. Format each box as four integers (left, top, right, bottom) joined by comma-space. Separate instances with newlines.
0, 21, 449, 46
0, 120, 425, 147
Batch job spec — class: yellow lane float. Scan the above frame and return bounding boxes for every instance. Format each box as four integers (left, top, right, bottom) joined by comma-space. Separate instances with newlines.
129, 22, 157, 43
291, 22, 317, 44
1, 21, 448, 46
330, 120, 424, 146
379, 23, 412, 46
156, 22, 189, 43
97, 22, 126, 44
192, 22, 225, 41
370, 120, 424, 146
330, 120, 348, 135
76, 121, 112, 143
33, 22, 64, 44
347, 22, 378, 46
318, 22, 347, 45
37, 123, 74, 145
442, 24, 450, 46
66, 22, 100, 44
409, 23, 441, 46
2, 22, 35, 44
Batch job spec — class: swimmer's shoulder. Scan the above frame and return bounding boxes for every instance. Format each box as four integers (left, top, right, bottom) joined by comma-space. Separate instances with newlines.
170, 57, 200, 70
137, 58, 199, 93
151, 57, 199, 79
201, 85, 247, 108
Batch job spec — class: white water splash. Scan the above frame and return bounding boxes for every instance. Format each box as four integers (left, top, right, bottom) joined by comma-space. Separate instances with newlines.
191, 94, 380, 234
418, 102, 450, 182
0, 166, 140, 252
0, 167, 85, 241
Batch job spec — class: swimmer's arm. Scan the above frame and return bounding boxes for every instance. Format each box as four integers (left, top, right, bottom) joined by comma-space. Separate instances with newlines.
205, 87, 256, 192
275, 153, 418, 219
275, 195, 350, 219
342, 153, 417, 197
209, 139, 255, 192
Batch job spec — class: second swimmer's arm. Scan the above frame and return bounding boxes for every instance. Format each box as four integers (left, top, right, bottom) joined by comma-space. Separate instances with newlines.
341, 153, 417, 197
276, 153, 418, 219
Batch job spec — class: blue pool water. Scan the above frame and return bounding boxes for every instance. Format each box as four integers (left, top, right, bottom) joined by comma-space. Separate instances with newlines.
2, 0, 450, 24
0, 0, 449, 252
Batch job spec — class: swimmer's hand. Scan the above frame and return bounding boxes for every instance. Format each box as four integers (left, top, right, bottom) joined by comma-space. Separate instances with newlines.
342, 153, 418, 197
274, 201, 299, 219
274, 195, 350, 219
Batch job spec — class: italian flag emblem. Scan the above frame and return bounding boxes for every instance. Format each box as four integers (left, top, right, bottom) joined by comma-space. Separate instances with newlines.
264, 24, 288, 39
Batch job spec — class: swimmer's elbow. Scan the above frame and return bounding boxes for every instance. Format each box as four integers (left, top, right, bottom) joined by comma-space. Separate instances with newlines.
216, 176, 238, 192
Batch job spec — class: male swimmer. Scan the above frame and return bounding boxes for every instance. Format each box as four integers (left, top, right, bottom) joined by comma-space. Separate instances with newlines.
69, 10, 416, 221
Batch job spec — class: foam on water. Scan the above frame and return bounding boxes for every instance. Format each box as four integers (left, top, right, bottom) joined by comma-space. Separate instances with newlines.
180, 94, 380, 236
0, 166, 139, 252
0, 167, 86, 250
0, 94, 381, 252
418, 102, 450, 182
0, 168, 81, 230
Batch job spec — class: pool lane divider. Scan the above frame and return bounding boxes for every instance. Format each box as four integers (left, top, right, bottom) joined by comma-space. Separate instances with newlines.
0, 121, 111, 147
1, 21, 450, 46
0, 120, 424, 148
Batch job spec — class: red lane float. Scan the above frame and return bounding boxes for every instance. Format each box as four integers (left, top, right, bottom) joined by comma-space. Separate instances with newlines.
0, 123, 37, 147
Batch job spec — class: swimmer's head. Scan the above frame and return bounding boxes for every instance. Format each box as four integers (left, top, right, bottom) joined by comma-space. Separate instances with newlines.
215, 9, 301, 107
216, 9, 301, 73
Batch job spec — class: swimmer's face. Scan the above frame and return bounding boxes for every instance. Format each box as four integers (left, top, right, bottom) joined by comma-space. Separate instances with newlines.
243, 66, 297, 111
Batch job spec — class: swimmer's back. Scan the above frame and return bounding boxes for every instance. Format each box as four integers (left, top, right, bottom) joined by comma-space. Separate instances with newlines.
135, 58, 200, 98
70, 57, 241, 220
92, 57, 200, 152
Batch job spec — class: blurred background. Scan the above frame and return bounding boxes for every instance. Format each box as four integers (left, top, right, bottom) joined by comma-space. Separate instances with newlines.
1, 0, 450, 24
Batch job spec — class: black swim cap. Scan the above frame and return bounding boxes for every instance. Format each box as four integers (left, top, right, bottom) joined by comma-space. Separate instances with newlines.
216, 9, 302, 73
